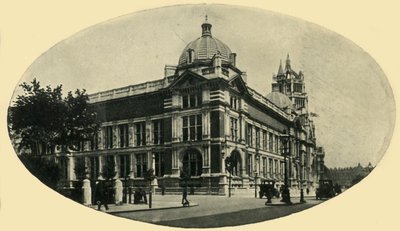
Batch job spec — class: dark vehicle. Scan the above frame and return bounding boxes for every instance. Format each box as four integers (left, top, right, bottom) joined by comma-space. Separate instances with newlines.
316, 180, 335, 200
259, 180, 279, 199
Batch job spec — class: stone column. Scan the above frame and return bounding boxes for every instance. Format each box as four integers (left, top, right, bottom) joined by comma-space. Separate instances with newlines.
128, 123, 135, 147
67, 155, 75, 188
114, 179, 123, 204
82, 178, 92, 206
151, 152, 158, 194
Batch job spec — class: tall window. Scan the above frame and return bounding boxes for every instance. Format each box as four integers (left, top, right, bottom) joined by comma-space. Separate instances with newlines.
182, 92, 202, 108
119, 124, 129, 148
268, 132, 273, 151
119, 155, 130, 178
262, 157, 267, 177
274, 159, 279, 177
136, 153, 147, 178
90, 156, 99, 180
90, 132, 98, 150
230, 151, 241, 176
247, 124, 253, 146
255, 127, 260, 149
183, 151, 202, 176
268, 158, 273, 177
182, 114, 202, 141
155, 152, 165, 177
280, 161, 285, 178
275, 135, 279, 153
135, 122, 146, 146
262, 130, 267, 150
230, 117, 238, 141
105, 126, 113, 149
230, 96, 238, 109
247, 154, 253, 176
153, 120, 164, 145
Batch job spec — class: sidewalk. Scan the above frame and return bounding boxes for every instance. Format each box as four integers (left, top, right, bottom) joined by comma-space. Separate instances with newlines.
90, 196, 199, 214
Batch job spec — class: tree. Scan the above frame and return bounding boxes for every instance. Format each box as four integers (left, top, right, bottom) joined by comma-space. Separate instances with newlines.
8, 78, 99, 154
8, 79, 99, 190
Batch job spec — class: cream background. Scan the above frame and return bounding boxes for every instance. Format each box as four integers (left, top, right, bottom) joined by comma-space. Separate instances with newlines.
0, 0, 399, 230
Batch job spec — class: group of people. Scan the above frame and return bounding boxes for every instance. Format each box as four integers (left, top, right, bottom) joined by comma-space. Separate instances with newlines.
94, 181, 191, 210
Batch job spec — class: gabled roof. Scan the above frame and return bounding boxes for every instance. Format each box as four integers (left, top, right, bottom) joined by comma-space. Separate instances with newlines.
168, 70, 208, 89
228, 74, 249, 95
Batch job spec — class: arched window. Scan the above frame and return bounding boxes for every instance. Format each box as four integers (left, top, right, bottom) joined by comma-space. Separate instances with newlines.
230, 151, 242, 176
187, 49, 194, 64
182, 150, 202, 176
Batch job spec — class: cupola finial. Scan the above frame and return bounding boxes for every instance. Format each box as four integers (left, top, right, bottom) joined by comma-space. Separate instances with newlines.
201, 16, 212, 37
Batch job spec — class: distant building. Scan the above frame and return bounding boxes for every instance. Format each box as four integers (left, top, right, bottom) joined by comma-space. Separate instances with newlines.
327, 163, 374, 188
37, 19, 325, 196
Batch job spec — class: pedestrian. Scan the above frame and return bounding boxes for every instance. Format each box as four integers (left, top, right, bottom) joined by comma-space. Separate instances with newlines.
306, 188, 310, 195
96, 180, 109, 211
140, 188, 147, 204
182, 186, 189, 206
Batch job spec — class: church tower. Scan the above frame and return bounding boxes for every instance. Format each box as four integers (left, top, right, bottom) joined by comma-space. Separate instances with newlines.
271, 54, 308, 114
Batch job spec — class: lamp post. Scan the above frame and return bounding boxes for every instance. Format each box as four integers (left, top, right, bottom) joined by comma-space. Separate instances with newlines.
225, 156, 232, 198
254, 153, 259, 198
281, 130, 292, 204
300, 160, 306, 203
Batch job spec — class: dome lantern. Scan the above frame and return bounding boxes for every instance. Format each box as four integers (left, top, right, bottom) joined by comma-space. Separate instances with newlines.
201, 15, 212, 37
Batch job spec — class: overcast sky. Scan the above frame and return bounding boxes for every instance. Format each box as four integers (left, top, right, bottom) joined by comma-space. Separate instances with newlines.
12, 4, 395, 168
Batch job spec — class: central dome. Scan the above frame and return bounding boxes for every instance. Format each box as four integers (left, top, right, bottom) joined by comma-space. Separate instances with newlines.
266, 92, 294, 110
178, 20, 232, 66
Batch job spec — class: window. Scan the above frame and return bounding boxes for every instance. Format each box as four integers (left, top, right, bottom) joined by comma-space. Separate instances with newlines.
275, 135, 279, 153
187, 49, 194, 64
230, 96, 238, 110
247, 124, 253, 146
262, 157, 267, 177
255, 127, 260, 149
247, 154, 253, 176
135, 122, 146, 146
119, 124, 129, 148
155, 152, 165, 177
182, 114, 202, 141
230, 151, 241, 176
153, 120, 164, 145
280, 161, 285, 178
274, 159, 279, 177
294, 83, 302, 93
90, 132, 98, 150
105, 126, 113, 149
119, 155, 130, 178
268, 132, 273, 151
268, 158, 273, 177
262, 130, 267, 150
182, 151, 202, 176
136, 153, 147, 178
90, 156, 100, 180
182, 93, 202, 108
230, 117, 238, 141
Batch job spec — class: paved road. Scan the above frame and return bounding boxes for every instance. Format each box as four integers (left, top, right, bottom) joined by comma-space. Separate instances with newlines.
114, 195, 323, 228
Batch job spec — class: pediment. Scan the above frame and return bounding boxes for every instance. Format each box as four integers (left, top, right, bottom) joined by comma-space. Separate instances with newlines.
169, 70, 208, 89
228, 75, 248, 95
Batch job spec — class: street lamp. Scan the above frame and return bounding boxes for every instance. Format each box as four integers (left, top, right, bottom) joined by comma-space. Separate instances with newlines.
281, 130, 292, 204
254, 153, 259, 198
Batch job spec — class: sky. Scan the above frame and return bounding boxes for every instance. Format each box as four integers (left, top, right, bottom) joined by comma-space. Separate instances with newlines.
11, 4, 395, 168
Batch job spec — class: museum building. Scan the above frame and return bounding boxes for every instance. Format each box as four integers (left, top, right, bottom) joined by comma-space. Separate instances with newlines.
58, 19, 325, 197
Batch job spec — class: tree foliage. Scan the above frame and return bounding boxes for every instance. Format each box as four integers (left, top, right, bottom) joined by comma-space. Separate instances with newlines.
18, 154, 60, 189
8, 78, 99, 154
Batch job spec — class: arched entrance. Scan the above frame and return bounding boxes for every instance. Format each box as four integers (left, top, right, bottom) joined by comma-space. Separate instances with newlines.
182, 149, 203, 177
228, 150, 242, 176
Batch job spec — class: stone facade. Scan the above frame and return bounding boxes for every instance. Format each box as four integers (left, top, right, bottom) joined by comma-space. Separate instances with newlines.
56, 19, 325, 196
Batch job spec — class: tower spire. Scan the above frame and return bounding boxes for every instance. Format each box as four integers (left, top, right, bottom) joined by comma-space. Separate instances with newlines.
277, 59, 284, 75
285, 53, 291, 69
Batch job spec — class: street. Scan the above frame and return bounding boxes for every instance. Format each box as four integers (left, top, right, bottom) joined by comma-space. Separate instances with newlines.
114, 195, 323, 228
